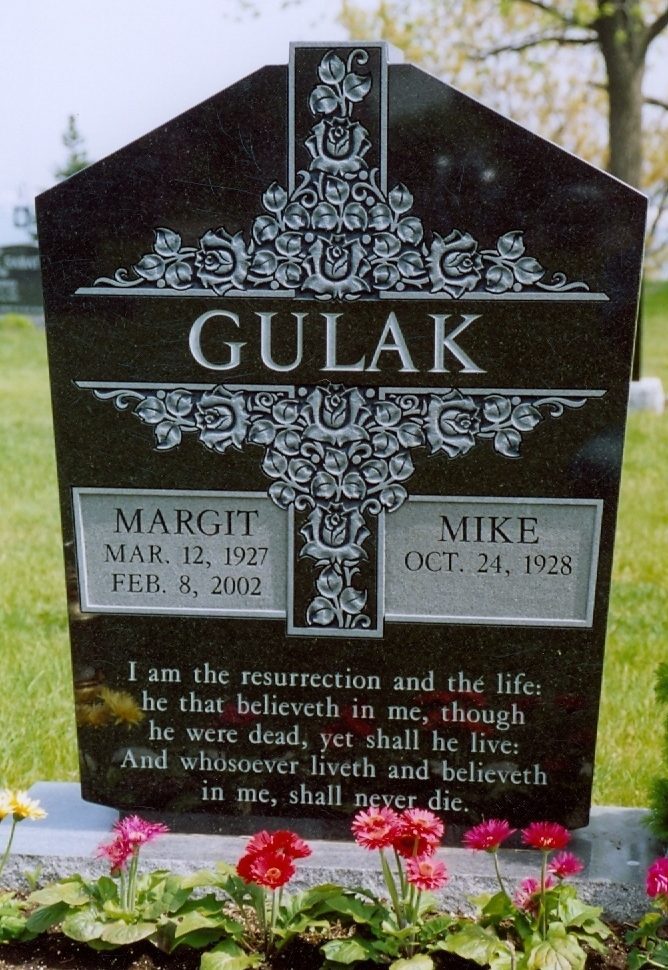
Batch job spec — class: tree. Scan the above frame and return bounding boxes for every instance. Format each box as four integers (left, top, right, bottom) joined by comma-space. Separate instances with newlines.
339, 0, 668, 272
54, 114, 90, 181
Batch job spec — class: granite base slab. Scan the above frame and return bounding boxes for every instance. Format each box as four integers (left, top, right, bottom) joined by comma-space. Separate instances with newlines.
3, 782, 661, 922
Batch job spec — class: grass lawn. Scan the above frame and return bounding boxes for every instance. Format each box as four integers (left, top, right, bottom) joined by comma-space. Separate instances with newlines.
1, 286, 667, 806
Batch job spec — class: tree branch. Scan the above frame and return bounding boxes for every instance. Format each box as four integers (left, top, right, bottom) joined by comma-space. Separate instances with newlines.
474, 31, 597, 58
514, 0, 588, 29
645, 4, 668, 48
646, 95, 668, 111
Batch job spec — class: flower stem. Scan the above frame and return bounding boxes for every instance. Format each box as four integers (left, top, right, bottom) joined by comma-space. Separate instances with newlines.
493, 850, 508, 896
127, 849, 140, 912
380, 848, 404, 929
0, 819, 18, 881
539, 851, 548, 939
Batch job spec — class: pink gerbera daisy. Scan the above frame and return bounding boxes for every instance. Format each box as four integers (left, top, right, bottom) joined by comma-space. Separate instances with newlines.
352, 807, 401, 850
548, 851, 585, 879
463, 819, 516, 852
647, 857, 668, 898
393, 808, 444, 858
521, 821, 571, 851
406, 856, 448, 891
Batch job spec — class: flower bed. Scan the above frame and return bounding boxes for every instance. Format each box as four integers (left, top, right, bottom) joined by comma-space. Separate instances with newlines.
0, 790, 665, 969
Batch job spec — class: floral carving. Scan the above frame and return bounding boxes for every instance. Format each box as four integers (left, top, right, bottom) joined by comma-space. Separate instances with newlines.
87, 381, 588, 630
91, 48, 594, 301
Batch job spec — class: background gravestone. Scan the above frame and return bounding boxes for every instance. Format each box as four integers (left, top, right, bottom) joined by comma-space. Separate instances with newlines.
0, 243, 42, 317
37, 42, 645, 832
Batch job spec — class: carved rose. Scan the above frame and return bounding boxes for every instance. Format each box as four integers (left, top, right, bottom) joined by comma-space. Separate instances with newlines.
303, 385, 370, 447
426, 391, 480, 457
303, 236, 371, 299
301, 504, 370, 564
195, 228, 249, 294
194, 387, 249, 452
305, 117, 371, 176
427, 230, 483, 297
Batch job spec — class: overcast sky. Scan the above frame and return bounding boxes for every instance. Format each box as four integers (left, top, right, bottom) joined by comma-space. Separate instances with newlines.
0, 0, 345, 241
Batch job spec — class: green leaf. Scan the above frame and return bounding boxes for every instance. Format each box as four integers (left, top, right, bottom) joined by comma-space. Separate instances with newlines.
29, 878, 89, 907
440, 923, 513, 969
25, 901, 69, 934
101, 919, 156, 945
201, 938, 262, 970
390, 955, 434, 970
61, 906, 107, 943
322, 937, 377, 964
527, 927, 586, 970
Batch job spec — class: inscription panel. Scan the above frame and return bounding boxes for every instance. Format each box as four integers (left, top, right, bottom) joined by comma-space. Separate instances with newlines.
73, 488, 288, 617
385, 497, 602, 626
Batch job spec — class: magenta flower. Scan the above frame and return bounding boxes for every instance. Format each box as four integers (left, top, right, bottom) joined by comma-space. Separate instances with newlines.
406, 856, 448, 891
393, 808, 444, 858
97, 835, 133, 872
114, 814, 170, 846
647, 857, 668, 898
514, 875, 556, 911
463, 819, 516, 852
352, 807, 401, 850
244, 829, 311, 861
548, 851, 585, 879
521, 821, 571, 851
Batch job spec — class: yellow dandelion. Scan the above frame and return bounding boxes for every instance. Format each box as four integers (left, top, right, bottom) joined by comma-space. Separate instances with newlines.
99, 688, 145, 727
9, 790, 47, 821
76, 702, 111, 728
0, 789, 12, 821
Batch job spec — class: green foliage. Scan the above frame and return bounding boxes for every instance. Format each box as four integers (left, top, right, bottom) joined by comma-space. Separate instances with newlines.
626, 910, 668, 970
440, 883, 609, 970
0, 313, 33, 331
27, 870, 227, 953
0, 891, 36, 944
54, 114, 90, 181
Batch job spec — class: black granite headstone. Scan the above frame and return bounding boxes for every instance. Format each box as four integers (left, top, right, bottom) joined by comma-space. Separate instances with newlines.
37, 43, 645, 832
0, 244, 42, 317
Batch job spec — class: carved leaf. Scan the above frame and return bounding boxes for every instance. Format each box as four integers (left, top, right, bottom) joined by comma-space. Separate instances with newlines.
306, 597, 337, 626
513, 256, 544, 285
388, 184, 413, 215
375, 401, 402, 426
251, 250, 277, 276
155, 421, 182, 450
397, 217, 423, 245
275, 232, 302, 257
268, 481, 296, 509
248, 419, 277, 445
135, 396, 166, 425
343, 202, 368, 232
511, 403, 542, 431
389, 452, 414, 482
496, 231, 525, 259
262, 182, 288, 213
374, 233, 401, 259
263, 451, 288, 478
342, 472, 366, 500
483, 395, 512, 423
311, 472, 337, 500
342, 72, 372, 103
324, 448, 349, 475
164, 261, 193, 288
324, 177, 350, 206
361, 459, 388, 484
154, 228, 182, 257
284, 203, 309, 231
380, 484, 408, 511
317, 564, 343, 598
494, 429, 522, 458
368, 204, 392, 230
165, 389, 193, 418
312, 203, 338, 231
397, 422, 425, 448
309, 84, 339, 115
486, 264, 514, 294
134, 253, 165, 282
252, 216, 279, 245
397, 251, 424, 278
319, 51, 346, 85
372, 431, 399, 458
340, 586, 367, 615
274, 428, 302, 455
288, 457, 315, 484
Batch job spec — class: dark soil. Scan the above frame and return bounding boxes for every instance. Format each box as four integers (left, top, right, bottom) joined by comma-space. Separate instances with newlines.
0, 928, 626, 970
0, 925, 633, 969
